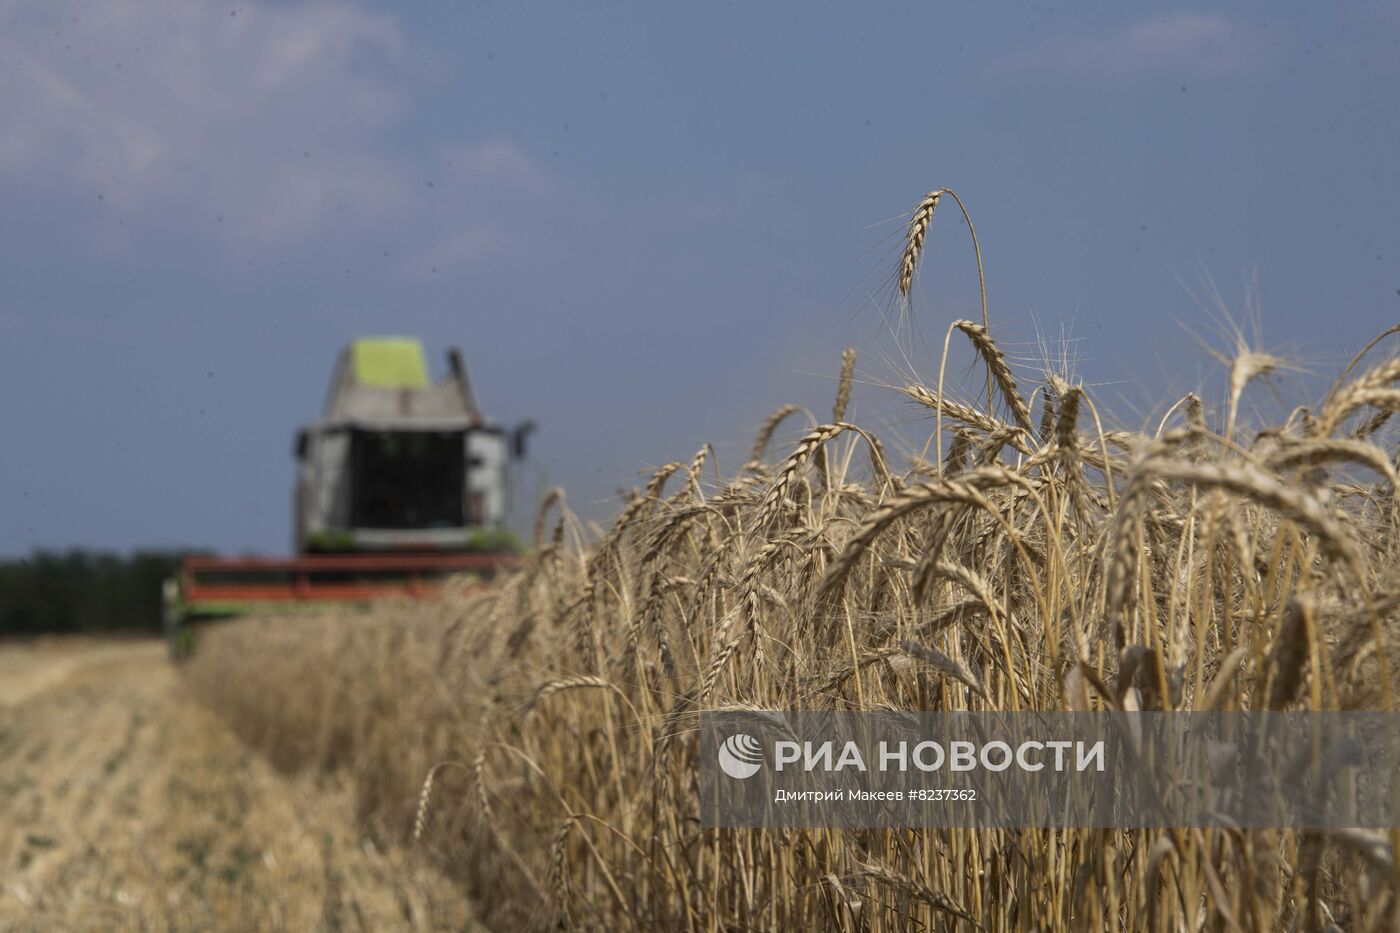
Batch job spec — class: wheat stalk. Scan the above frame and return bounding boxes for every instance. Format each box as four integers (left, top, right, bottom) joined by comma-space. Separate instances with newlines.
953, 320, 1034, 431
898, 190, 943, 297
747, 403, 805, 470
412, 760, 467, 843
833, 346, 856, 422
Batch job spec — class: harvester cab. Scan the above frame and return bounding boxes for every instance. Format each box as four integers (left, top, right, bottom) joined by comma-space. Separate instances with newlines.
295, 338, 517, 554
164, 338, 528, 657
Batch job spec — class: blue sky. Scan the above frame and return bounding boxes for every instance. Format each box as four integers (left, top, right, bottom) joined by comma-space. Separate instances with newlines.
1, 1, 1397, 554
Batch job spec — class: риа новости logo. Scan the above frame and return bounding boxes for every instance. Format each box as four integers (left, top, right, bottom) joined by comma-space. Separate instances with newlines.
717, 733, 764, 779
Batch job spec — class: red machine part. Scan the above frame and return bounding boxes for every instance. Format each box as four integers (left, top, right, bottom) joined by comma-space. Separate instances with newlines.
178, 553, 518, 608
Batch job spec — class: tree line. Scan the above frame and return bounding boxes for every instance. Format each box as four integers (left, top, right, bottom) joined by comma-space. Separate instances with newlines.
0, 550, 199, 635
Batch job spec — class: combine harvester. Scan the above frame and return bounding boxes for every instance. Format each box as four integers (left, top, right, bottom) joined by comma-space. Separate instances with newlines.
164, 337, 532, 655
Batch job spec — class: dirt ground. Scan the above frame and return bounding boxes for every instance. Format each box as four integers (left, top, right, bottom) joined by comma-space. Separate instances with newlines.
0, 637, 478, 932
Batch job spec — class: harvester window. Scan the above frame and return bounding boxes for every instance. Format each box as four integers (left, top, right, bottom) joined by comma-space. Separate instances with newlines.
349, 430, 465, 529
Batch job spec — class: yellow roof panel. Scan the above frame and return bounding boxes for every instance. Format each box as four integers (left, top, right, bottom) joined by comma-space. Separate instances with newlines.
350, 338, 429, 389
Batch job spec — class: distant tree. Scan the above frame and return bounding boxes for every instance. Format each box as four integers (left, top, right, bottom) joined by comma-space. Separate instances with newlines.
0, 550, 202, 635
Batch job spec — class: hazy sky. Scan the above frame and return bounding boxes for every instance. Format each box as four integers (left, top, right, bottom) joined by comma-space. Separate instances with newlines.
2, 1, 1398, 555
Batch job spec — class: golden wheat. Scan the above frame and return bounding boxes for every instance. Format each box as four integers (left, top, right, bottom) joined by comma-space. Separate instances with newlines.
183, 210, 1400, 932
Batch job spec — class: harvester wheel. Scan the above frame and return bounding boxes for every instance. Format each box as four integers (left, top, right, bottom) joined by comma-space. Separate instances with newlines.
162, 578, 194, 661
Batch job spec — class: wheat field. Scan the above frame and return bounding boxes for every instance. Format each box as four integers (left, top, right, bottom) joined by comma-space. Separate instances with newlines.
186, 194, 1400, 931
0, 638, 478, 931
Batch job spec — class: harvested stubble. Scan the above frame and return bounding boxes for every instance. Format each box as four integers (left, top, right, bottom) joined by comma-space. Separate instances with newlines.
185, 206, 1400, 931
